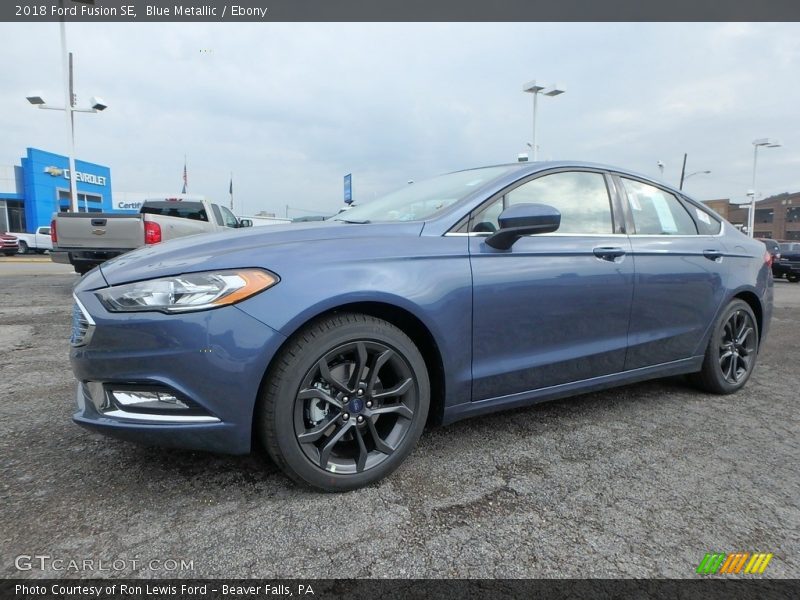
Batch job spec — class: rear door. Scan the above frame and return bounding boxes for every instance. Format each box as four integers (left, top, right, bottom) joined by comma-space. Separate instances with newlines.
468, 169, 634, 401
616, 175, 728, 369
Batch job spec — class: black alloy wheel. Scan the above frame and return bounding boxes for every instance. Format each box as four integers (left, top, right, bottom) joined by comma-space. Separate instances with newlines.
718, 308, 757, 384
294, 340, 418, 475
690, 299, 759, 394
259, 313, 429, 491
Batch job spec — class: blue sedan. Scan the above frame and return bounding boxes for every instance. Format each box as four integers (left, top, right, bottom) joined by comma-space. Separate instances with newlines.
70, 162, 773, 491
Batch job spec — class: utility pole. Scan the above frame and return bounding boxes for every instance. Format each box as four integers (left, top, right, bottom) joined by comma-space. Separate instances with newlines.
679, 153, 687, 190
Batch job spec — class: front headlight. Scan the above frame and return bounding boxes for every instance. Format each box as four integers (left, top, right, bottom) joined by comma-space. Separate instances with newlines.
95, 269, 279, 313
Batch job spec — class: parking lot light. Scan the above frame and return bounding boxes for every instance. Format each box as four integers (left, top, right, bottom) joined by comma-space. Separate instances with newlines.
522, 79, 566, 161
748, 138, 781, 237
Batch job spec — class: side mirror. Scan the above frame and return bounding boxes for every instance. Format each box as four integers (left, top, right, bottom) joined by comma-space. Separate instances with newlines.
239, 218, 253, 228
485, 203, 561, 250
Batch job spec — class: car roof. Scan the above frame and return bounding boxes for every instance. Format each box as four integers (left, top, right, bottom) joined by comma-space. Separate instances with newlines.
453, 161, 687, 196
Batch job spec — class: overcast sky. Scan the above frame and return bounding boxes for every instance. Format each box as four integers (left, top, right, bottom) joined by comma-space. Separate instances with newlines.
1, 22, 798, 217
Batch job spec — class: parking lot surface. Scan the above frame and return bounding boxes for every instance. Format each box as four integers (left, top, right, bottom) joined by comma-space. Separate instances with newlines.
1, 266, 798, 578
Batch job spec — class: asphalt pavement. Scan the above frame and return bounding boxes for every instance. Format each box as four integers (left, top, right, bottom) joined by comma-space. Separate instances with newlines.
1, 263, 797, 579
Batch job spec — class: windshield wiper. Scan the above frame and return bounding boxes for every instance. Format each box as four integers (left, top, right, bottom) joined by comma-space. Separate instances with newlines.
336, 218, 371, 224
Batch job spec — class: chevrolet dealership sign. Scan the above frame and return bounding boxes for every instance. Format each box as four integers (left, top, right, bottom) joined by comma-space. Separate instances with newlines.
44, 166, 107, 187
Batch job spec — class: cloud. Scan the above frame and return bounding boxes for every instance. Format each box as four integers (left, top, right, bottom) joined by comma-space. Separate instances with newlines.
0, 22, 797, 215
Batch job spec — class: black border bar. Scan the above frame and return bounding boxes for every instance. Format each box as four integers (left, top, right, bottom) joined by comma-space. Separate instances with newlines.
3, 579, 800, 600
3, 0, 800, 22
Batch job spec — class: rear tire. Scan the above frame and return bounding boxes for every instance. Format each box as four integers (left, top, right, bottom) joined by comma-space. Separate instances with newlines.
689, 299, 759, 394
257, 313, 430, 492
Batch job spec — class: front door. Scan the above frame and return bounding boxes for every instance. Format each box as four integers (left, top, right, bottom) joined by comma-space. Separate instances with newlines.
469, 170, 634, 401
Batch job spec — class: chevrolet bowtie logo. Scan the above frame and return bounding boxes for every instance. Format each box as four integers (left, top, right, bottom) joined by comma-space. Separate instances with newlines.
44, 166, 64, 177
92, 229, 106, 236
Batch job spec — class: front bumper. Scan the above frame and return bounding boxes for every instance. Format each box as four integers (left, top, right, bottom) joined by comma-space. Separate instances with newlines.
71, 285, 287, 455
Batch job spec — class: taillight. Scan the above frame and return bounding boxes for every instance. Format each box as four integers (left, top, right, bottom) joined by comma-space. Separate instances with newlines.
50, 220, 57, 243
144, 221, 162, 245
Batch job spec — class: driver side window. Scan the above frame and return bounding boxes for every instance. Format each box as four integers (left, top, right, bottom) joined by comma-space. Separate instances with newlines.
470, 171, 614, 235
219, 205, 239, 228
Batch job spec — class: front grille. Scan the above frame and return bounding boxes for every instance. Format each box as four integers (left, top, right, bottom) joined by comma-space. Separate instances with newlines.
70, 298, 94, 347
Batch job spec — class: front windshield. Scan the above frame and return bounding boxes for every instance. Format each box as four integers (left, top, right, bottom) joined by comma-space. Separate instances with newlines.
333, 166, 512, 223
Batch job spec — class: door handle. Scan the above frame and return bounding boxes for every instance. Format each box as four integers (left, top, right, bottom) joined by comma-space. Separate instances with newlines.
703, 249, 723, 261
593, 246, 626, 261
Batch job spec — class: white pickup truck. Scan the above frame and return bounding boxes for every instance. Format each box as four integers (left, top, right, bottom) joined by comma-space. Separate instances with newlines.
13, 226, 53, 254
51, 199, 253, 274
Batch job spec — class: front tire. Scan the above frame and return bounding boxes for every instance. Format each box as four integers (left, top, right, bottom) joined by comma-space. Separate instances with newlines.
787, 273, 799, 283
258, 313, 430, 491
690, 299, 759, 394
17, 241, 29, 255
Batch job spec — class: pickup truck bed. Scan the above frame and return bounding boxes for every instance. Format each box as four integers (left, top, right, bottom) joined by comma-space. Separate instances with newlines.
51, 199, 254, 274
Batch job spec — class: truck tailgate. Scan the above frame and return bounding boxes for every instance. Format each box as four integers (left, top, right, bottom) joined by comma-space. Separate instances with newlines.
55, 213, 144, 249
56, 213, 144, 250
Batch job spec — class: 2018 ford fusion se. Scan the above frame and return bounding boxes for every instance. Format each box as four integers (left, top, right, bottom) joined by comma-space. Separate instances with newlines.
70, 162, 773, 491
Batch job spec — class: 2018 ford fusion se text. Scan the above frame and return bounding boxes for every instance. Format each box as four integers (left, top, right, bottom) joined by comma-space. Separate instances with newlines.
70, 162, 773, 491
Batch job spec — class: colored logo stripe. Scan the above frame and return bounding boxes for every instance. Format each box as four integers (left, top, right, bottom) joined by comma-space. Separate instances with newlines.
697, 552, 773, 574
697, 553, 726, 574
745, 553, 773, 574
719, 553, 749, 574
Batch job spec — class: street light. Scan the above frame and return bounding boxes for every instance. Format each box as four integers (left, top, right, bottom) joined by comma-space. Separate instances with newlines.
26, 0, 104, 214
522, 80, 565, 162
27, 89, 107, 213
747, 138, 781, 238
681, 170, 711, 189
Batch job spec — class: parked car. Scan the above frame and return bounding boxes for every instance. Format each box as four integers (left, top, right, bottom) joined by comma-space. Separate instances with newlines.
13, 226, 53, 254
1, 232, 19, 256
51, 199, 252, 274
70, 162, 773, 491
774, 242, 800, 282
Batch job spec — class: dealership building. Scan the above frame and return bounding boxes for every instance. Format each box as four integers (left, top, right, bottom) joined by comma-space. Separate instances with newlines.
0, 147, 167, 234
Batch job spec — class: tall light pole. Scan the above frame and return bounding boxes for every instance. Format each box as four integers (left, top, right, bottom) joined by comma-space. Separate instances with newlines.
26, 0, 104, 213
27, 86, 107, 213
681, 170, 711, 189
522, 80, 565, 162
747, 138, 781, 238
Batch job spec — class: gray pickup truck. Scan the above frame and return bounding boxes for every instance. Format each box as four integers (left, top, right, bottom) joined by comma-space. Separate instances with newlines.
51, 199, 252, 274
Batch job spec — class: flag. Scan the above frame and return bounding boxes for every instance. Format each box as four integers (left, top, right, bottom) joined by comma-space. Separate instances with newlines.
181, 157, 187, 194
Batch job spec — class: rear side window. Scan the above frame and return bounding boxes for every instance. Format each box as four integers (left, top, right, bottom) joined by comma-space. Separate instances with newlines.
621, 178, 697, 235
687, 203, 722, 235
141, 202, 208, 222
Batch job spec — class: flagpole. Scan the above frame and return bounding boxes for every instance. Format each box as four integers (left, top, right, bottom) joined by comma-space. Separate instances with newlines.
229, 171, 234, 212
182, 154, 188, 194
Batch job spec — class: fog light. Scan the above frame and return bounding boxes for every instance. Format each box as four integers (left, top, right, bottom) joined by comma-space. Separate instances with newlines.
87, 384, 221, 424
110, 390, 191, 411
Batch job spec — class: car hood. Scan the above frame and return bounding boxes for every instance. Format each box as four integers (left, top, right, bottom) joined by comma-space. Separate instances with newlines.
99, 220, 424, 286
